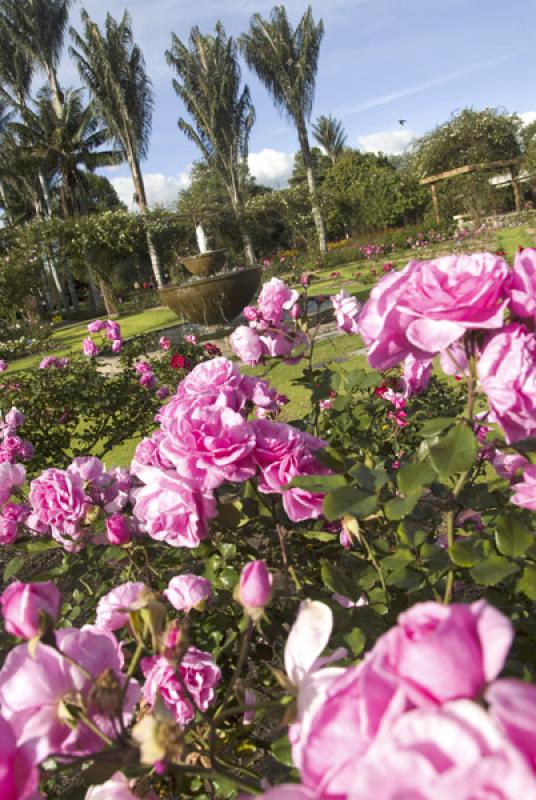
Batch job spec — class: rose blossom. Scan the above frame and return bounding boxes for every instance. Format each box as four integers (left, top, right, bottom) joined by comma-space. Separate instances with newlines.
159, 336, 171, 351
86, 771, 156, 800
331, 290, 361, 334
0, 360, 7, 372
0, 462, 25, 505
350, 700, 536, 800
359, 253, 509, 369
0, 715, 40, 800
257, 278, 299, 325
491, 451, 528, 481
95, 582, 148, 631
478, 324, 536, 443
230, 326, 264, 366
4, 408, 24, 429
164, 574, 213, 612
238, 561, 273, 612
82, 337, 99, 358
105, 513, 134, 545
174, 357, 244, 408
28, 467, 89, 546
141, 647, 221, 725
0, 627, 139, 762
111, 339, 122, 354
105, 320, 121, 341
507, 247, 536, 322
510, 464, 536, 510
486, 678, 536, 768
367, 599, 513, 705
87, 320, 106, 333
400, 354, 432, 398
1, 581, 60, 639
131, 463, 217, 548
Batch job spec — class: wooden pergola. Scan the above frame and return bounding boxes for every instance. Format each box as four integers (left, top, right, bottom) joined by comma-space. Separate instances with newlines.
420, 158, 523, 223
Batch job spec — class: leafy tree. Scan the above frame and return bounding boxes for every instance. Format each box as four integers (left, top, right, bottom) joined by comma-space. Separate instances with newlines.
70, 9, 165, 287
0, 0, 73, 112
312, 114, 347, 164
239, 5, 328, 254
412, 107, 523, 219
289, 146, 331, 189
166, 22, 256, 264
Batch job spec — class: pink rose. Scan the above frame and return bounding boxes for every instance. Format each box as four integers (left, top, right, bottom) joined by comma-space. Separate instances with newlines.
164, 574, 213, 612
0, 627, 139, 762
87, 320, 106, 333
359, 253, 509, 369
243, 306, 259, 321
111, 339, 122, 354
139, 372, 157, 390
1, 581, 60, 639
238, 561, 273, 612
508, 247, 536, 322
0, 715, 40, 800
85, 771, 155, 800
141, 647, 221, 724
486, 679, 536, 768
28, 467, 89, 546
158, 398, 256, 490
351, 700, 536, 800
174, 357, 244, 408
131, 463, 217, 548
368, 600, 513, 705
0, 360, 7, 372
252, 420, 329, 522
0, 462, 26, 505
400, 354, 432, 398
331, 290, 361, 334
95, 582, 148, 631
4, 408, 24, 429
492, 451, 528, 481
82, 337, 99, 358
133, 431, 174, 470
105, 320, 121, 341
478, 324, 536, 443
510, 464, 536, 510
105, 513, 134, 545
230, 326, 264, 365
257, 278, 299, 325
159, 336, 171, 351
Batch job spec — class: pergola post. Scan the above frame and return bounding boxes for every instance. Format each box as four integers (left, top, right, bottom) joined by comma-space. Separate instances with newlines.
430, 182, 440, 224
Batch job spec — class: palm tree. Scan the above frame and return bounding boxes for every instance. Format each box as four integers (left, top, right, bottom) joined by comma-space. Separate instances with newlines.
313, 114, 347, 165
166, 22, 256, 264
69, 9, 165, 288
0, 20, 34, 108
239, 5, 327, 254
0, 0, 74, 113
13, 87, 122, 218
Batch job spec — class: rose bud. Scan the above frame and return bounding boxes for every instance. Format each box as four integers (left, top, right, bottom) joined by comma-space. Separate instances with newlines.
0, 580, 61, 639
106, 513, 134, 545
236, 561, 273, 619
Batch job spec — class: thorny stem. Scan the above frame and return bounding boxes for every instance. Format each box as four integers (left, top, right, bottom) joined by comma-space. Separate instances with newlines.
444, 348, 478, 604
276, 521, 290, 593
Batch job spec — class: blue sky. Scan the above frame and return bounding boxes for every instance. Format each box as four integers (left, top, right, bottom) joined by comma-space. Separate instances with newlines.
60, 0, 536, 206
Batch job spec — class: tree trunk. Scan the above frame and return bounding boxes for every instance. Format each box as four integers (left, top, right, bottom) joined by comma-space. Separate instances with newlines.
38, 171, 70, 312
130, 157, 165, 288
228, 181, 256, 265
86, 266, 102, 312
511, 172, 522, 212
99, 280, 117, 316
0, 180, 12, 224
298, 126, 327, 254
64, 265, 79, 312
45, 65, 64, 116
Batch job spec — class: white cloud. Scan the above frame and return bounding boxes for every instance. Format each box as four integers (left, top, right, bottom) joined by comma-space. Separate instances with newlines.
248, 148, 294, 188
520, 111, 536, 126
111, 170, 192, 209
358, 129, 416, 156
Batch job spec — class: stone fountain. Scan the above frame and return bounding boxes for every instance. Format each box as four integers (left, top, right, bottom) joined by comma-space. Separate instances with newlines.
159, 223, 261, 326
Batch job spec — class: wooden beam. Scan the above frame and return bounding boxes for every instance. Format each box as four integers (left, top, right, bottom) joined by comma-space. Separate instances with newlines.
420, 158, 522, 185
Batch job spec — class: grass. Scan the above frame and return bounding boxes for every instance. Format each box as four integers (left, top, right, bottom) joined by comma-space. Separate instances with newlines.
6, 307, 182, 374
496, 227, 534, 258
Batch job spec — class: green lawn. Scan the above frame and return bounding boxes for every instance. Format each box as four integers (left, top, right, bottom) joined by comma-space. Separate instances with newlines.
6, 306, 182, 374
496, 227, 534, 258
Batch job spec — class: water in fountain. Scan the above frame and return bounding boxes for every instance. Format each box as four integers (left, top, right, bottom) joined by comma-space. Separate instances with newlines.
196, 223, 209, 254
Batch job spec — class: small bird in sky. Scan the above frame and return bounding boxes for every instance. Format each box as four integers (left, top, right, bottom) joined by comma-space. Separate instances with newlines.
398, 119, 407, 126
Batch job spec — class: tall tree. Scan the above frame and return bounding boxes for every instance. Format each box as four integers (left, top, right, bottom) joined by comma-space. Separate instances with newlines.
166, 22, 256, 264
312, 114, 346, 165
0, 0, 74, 113
239, 5, 327, 254
0, 20, 34, 108
70, 9, 165, 287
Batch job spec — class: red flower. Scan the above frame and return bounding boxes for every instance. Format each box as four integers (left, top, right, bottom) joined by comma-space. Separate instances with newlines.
203, 343, 222, 357
171, 354, 187, 369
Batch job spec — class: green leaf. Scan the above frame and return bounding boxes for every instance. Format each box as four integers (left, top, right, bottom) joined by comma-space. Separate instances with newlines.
420, 417, 456, 438
344, 627, 366, 655
428, 424, 478, 478
320, 560, 359, 599
449, 539, 483, 567
385, 490, 421, 521
271, 735, 293, 767
286, 474, 347, 493
3, 555, 24, 581
471, 554, 519, 586
26, 540, 61, 553
302, 530, 337, 542
323, 487, 378, 521
516, 565, 536, 600
397, 462, 436, 495
495, 517, 534, 559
